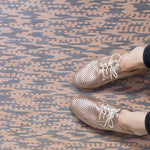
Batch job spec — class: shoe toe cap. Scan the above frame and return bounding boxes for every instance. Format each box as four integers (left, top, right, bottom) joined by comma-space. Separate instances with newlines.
73, 72, 88, 88
71, 96, 100, 128
73, 69, 98, 89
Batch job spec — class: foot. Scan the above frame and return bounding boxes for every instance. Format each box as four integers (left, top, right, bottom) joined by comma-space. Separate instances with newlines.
72, 47, 148, 89
71, 96, 148, 135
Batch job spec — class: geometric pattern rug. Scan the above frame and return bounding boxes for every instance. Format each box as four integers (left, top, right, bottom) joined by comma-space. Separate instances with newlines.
0, 0, 150, 149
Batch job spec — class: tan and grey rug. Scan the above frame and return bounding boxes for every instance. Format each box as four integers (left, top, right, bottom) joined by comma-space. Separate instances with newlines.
0, 0, 150, 149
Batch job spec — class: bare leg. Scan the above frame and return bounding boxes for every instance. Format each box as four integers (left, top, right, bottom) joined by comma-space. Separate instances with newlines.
120, 47, 146, 72
118, 47, 149, 136
118, 110, 148, 136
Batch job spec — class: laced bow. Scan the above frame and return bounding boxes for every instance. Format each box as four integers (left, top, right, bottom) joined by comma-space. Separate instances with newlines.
98, 54, 121, 80
98, 103, 121, 128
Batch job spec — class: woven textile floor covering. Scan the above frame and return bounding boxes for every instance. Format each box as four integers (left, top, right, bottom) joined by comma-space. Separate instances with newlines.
0, 0, 150, 149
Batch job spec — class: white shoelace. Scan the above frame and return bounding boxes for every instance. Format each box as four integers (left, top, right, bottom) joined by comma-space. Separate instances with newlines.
98, 103, 121, 128
98, 54, 121, 80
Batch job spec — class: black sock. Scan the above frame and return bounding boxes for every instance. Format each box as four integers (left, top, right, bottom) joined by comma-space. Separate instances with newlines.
143, 45, 150, 68
145, 112, 150, 134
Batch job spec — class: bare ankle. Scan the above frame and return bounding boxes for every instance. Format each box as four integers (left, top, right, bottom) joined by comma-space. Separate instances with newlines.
118, 110, 148, 136
120, 47, 146, 72
117, 110, 131, 131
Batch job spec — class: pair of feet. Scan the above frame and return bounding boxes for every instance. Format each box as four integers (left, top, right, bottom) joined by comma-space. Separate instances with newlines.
71, 47, 149, 136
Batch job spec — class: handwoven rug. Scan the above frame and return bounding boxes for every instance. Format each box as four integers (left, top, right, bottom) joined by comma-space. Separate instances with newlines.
0, 0, 150, 149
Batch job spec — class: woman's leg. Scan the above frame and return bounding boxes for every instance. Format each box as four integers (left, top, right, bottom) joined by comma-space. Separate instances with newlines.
120, 45, 150, 72
118, 110, 148, 136
116, 45, 150, 135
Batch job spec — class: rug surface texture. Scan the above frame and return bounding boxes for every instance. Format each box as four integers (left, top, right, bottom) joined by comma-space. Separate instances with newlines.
0, 0, 150, 149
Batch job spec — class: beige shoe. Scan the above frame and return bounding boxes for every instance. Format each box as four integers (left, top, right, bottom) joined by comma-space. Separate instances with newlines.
72, 54, 148, 89
71, 96, 134, 135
